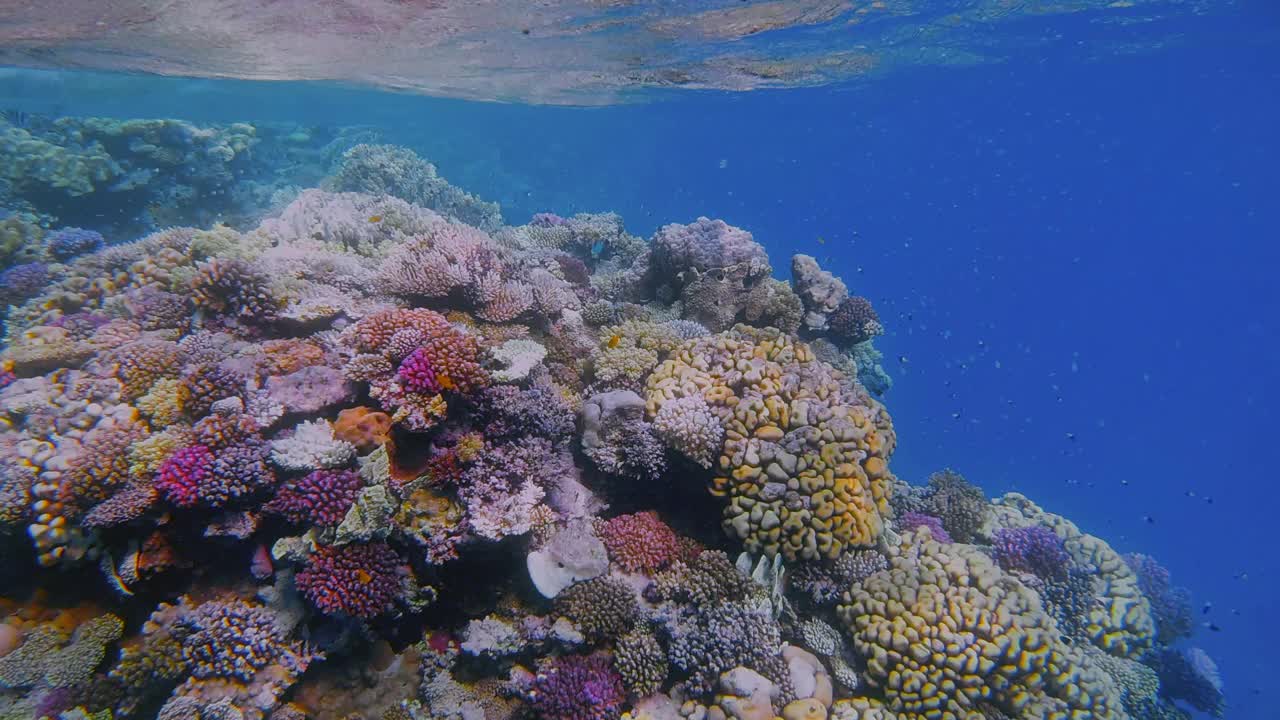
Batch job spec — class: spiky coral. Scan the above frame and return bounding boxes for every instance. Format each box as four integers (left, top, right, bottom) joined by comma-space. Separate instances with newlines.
524, 654, 626, 720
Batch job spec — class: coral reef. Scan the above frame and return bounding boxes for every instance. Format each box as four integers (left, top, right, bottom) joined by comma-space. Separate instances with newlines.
0, 136, 1218, 720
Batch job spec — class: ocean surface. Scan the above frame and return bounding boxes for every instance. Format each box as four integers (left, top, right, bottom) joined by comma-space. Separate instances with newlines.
0, 1, 1275, 719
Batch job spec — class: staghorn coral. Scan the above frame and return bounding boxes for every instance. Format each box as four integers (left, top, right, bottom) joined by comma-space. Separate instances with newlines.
838, 530, 1127, 720
645, 326, 897, 561
664, 599, 791, 701
178, 599, 287, 681
191, 257, 279, 324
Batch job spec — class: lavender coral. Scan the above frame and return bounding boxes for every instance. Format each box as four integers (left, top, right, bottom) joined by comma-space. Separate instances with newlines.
524, 654, 626, 720
992, 525, 1071, 580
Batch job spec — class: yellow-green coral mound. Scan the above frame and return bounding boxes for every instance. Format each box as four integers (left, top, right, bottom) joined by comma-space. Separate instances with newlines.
645, 325, 896, 561
986, 492, 1156, 659
837, 531, 1128, 720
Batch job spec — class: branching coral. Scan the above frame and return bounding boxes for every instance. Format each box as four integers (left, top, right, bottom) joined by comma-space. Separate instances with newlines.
600, 510, 681, 574
265, 468, 363, 525
295, 542, 407, 618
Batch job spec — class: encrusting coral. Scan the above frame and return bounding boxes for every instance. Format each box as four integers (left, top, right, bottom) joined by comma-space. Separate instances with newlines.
0, 134, 1215, 720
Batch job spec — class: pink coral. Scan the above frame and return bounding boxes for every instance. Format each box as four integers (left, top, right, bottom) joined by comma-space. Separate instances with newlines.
295, 542, 406, 618
155, 445, 216, 508
265, 469, 363, 526
600, 511, 681, 574
419, 331, 487, 394
395, 347, 442, 395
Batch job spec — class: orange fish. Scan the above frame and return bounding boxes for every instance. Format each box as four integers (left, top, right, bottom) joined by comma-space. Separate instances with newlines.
437, 373, 456, 391
356, 569, 373, 584
368, 215, 382, 223
606, 334, 622, 349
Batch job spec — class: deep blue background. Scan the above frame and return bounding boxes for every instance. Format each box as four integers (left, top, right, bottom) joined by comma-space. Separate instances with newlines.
3, 3, 1276, 717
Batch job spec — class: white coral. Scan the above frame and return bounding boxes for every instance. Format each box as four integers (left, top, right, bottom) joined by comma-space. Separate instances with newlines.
489, 339, 547, 383
652, 394, 724, 468
270, 419, 354, 470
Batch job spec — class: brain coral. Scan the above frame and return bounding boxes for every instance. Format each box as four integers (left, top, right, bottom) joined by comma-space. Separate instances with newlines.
837, 530, 1127, 720
988, 492, 1155, 659
645, 326, 896, 561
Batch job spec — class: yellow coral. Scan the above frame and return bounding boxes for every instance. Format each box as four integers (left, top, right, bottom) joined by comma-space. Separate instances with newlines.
837, 531, 1127, 720
986, 493, 1156, 659
645, 326, 895, 561
135, 377, 184, 428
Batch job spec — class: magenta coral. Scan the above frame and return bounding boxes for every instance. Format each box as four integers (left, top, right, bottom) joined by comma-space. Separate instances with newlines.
295, 542, 406, 618
396, 347, 442, 394
265, 469, 363, 526
155, 445, 216, 508
526, 654, 626, 720
600, 511, 681, 574
899, 511, 952, 544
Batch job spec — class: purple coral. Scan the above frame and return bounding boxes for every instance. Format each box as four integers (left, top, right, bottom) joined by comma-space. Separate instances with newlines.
0, 262, 48, 306
526, 654, 626, 720
991, 526, 1070, 580
1124, 552, 1194, 643
396, 347, 442, 394
204, 440, 275, 507
899, 511, 952, 543
45, 227, 104, 261
265, 469, 363, 526
295, 542, 406, 618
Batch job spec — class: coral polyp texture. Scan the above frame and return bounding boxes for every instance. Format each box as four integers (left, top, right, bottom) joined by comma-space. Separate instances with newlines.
0, 133, 1217, 720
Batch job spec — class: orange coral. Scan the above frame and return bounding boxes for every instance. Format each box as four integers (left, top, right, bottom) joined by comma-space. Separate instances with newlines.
352, 308, 453, 354
257, 338, 326, 376
333, 406, 392, 452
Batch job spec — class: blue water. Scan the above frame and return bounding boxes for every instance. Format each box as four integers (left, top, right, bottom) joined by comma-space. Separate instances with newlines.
2, 2, 1276, 718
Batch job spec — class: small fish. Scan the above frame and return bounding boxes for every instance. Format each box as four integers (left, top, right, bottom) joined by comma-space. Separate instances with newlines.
1204, 621, 1222, 632
951, 411, 962, 419
356, 569, 373, 584
1202, 602, 1212, 615
898, 355, 909, 365
1185, 490, 1196, 498
1204, 496, 1214, 504
437, 373, 456, 391
368, 215, 382, 223
606, 334, 622, 349
1065, 432, 1076, 441
817, 236, 826, 245
1144, 515, 1155, 524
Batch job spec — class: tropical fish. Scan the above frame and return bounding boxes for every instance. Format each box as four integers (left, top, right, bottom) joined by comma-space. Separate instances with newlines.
437, 373, 456, 391
356, 569, 373, 584
368, 214, 382, 223
606, 334, 622, 349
